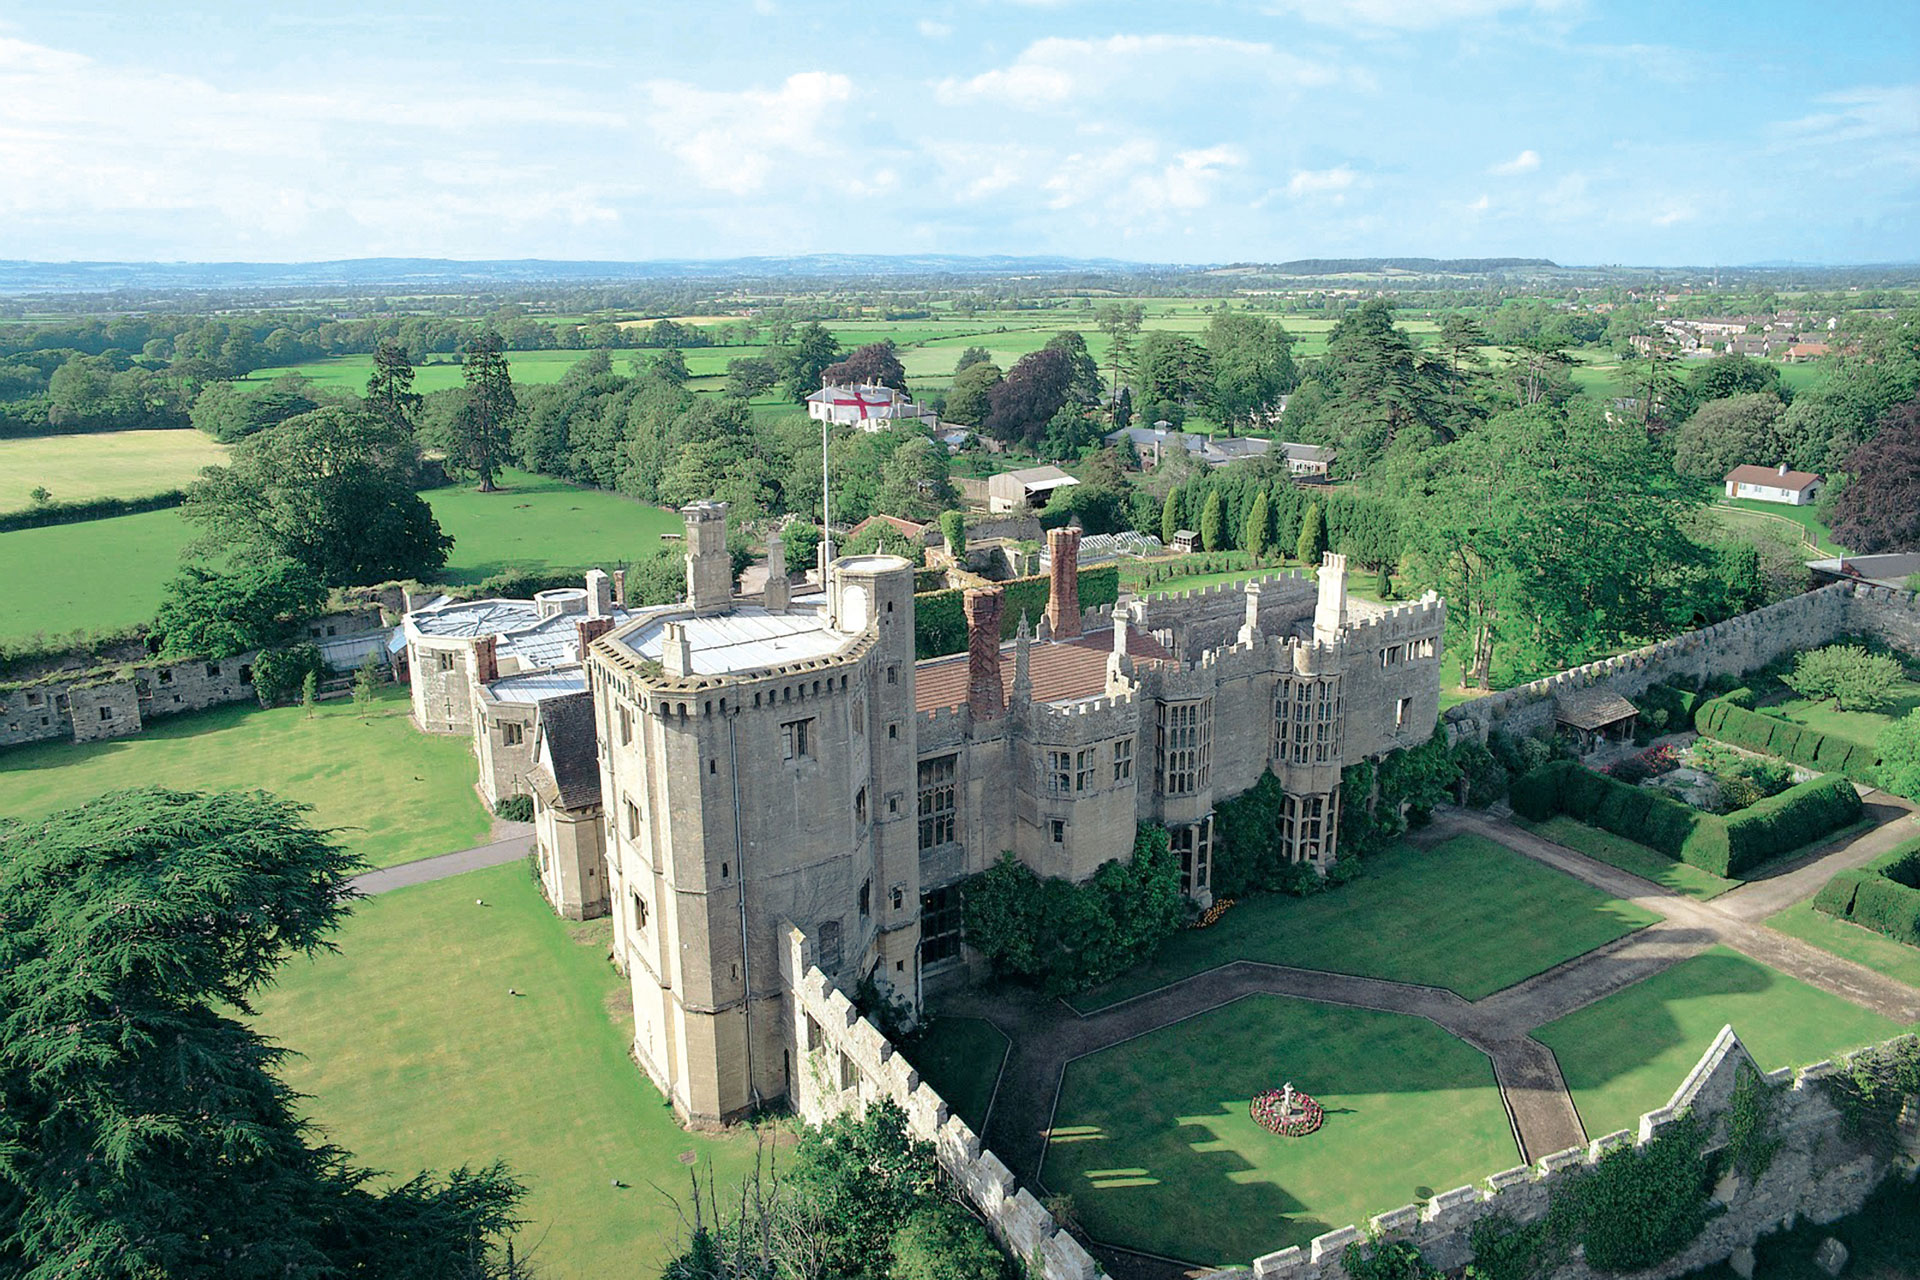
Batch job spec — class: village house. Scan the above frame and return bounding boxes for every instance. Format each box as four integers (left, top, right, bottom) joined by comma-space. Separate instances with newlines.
1724, 463, 1824, 506
806, 382, 939, 432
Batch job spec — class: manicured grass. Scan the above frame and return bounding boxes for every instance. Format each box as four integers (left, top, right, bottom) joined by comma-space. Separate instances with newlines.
1535, 947, 1901, 1139
0, 688, 489, 869
1072, 835, 1659, 1011
0, 505, 195, 640
1041, 995, 1516, 1264
1767, 896, 1920, 990
904, 1016, 1009, 1132
251, 863, 760, 1280
0, 429, 227, 513
1767, 681, 1920, 754
1523, 815, 1738, 900
423, 469, 680, 586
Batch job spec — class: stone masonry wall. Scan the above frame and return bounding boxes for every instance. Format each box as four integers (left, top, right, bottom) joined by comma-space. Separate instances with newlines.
1442, 583, 1918, 746
1221, 1027, 1918, 1280
1, 652, 259, 751
781, 929, 1107, 1280
1132, 571, 1319, 658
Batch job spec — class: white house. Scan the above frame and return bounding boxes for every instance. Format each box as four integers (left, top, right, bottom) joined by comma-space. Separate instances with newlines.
1724, 463, 1824, 506
806, 383, 938, 432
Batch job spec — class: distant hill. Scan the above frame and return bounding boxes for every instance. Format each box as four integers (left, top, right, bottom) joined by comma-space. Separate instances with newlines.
1219, 257, 1559, 276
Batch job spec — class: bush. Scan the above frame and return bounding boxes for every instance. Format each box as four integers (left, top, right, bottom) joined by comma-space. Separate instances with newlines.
250, 644, 326, 707
0, 489, 187, 533
1721, 773, 1862, 875
1633, 683, 1702, 732
1812, 870, 1868, 919
1848, 877, 1920, 946
1451, 738, 1508, 808
494, 794, 535, 823
1785, 644, 1903, 712
1508, 759, 1735, 875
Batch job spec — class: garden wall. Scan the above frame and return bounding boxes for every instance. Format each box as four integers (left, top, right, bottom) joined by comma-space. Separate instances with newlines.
1442, 583, 1920, 746
0, 651, 262, 750
780, 928, 1105, 1280
1227, 1028, 1920, 1280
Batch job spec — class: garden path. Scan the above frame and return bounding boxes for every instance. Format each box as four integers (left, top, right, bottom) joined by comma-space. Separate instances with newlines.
946, 801, 1920, 1280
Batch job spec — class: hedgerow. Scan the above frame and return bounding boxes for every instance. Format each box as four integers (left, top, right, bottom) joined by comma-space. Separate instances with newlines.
1696, 692, 1880, 781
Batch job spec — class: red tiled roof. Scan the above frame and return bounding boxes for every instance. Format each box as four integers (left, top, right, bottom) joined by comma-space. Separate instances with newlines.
914, 625, 1174, 713
848, 514, 928, 542
1724, 464, 1821, 491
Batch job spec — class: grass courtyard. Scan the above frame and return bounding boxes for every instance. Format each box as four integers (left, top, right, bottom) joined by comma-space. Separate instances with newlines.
1072, 835, 1660, 1012
250, 862, 761, 1280
0, 687, 489, 869
0, 428, 227, 513
1521, 815, 1738, 901
1535, 947, 1901, 1139
1040, 994, 1517, 1264
422, 468, 681, 586
1765, 680, 1920, 754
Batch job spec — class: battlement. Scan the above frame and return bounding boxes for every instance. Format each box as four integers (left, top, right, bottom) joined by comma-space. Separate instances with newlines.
1141, 567, 1318, 607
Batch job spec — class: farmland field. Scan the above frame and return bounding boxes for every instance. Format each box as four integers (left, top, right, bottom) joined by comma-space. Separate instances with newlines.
0, 429, 227, 513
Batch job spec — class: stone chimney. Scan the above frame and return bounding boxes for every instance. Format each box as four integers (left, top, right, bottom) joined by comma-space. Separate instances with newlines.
1778, 462, 1789, 476
1012, 613, 1032, 704
472, 634, 499, 684
1045, 526, 1082, 639
1239, 580, 1264, 647
681, 501, 733, 616
611, 567, 627, 609
764, 532, 790, 613
661, 622, 694, 678
586, 568, 613, 618
575, 616, 614, 658
1313, 552, 1349, 646
964, 587, 1006, 720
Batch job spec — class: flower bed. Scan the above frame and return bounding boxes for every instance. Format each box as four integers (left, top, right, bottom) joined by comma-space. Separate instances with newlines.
1251, 1087, 1324, 1136
1193, 897, 1236, 929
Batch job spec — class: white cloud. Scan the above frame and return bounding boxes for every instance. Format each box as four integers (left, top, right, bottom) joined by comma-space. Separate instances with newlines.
1468, 193, 1491, 212
1286, 166, 1359, 197
643, 71, 854, 195
1262, 0, 1576, 32
1651, 205, 1694, 227
936, 34, 1347, 109
1774, 84, 1920, 172
1489, 148, 1541, 174
918, 20, 953, 38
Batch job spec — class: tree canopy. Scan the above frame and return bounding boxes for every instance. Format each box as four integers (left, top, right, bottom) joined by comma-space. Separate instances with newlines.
1830, 394, 1920, 553
150, 555, 328, 658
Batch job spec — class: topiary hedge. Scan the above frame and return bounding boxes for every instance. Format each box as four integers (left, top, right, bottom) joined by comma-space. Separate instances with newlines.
1697, 693, 1880, 781
1633, 683, 1702, 733
913, 564, 1120, 658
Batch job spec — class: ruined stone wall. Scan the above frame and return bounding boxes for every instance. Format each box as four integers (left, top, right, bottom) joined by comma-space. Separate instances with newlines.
781, 931, 1107, 1280
1, 652, 259, 751
1441, 584, 1917, 746
1224, 1028, 1916, 1280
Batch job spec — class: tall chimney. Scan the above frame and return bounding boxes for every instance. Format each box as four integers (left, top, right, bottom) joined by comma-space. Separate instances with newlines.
764, 532, 790, 613
1313, 552, 1349, 646
681, 501, 733, 616
472, 634, 499, 685
964, 587, 1005, 720
586, 568, 612, 618
576, 616, 614, 659
661, 621, 694, 678
1045, 526, 1082, 639
611, 567, 627, 610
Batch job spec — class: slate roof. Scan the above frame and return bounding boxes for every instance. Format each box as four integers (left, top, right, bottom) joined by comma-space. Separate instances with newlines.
536, 692, 602, 811
1554, 687, 1640, 731
914, 624, 1174, 713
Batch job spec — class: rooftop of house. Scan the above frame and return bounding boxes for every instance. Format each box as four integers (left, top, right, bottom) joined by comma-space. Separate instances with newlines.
991, 464, 1079, 492
914, 623, 1174, 713
533, 692, 601, 811
1808, 553, 1920, 590
848, 514, 929, 542
1725, 464, 1821, 491
487, 667, 590, 704
409, 597, 633, 671
614, 605, 856, 676
1554, 687, 1640, 731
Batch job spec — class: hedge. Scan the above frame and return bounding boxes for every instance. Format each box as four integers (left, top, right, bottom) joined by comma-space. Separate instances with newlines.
0, 489, 187, 532
1812, 870, 1867, 918
1696, 693, 1880, 782
1634, 683, 1702, 732
913, 564, 1120, 659
1812, 836, 1920, 947
1721, 774, 1862, 876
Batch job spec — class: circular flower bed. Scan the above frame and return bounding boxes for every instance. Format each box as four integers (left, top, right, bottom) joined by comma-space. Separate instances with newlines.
1251, 1087, 1324, 1136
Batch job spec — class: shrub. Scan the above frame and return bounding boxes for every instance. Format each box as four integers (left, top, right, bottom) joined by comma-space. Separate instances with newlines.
250, 644, 326, 707
1812, 870, 1868, 919
0, 488, 189, 533
1509, 759, 1735, 874
1451, 738, 1508, 808
1633, 683, 1702, 733
494, 794, 535, 823
1721, 773, 1862, 876
1697, 694, 1880, 782
1879, 709, 1920, 803
1848, 877, 1920, 946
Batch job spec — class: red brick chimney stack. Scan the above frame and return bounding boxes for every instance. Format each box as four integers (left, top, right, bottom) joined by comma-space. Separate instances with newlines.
576, 616, 615, 658
964, 587, 1006, 720
1046, 526, 1082, 639
473, 634, 499, 684
611, 568, 627, 609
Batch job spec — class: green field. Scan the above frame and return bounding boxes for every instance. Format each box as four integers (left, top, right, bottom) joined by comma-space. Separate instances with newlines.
903, 1016, 1008, 1132
1711, 496, 1847, 556
1523, 815, 1738, 900
1072, 835, 1659, 1011
1767, 679, 1920, 753
0, 687, 489, 869
238, 349, 616, 394
1535, 947, 1901, 1139
1041, 995, 1516, 1263
0, 468, 678, 641
251, 862, 760, 1280
0, 429, 227, 513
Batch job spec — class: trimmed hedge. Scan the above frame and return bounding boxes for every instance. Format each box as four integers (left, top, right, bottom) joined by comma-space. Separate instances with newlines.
913, 564, 1120, 658
0, 488, 187, 532
1812, 870, 1867, 918
1634, 683, 1703, 733
1812, 835, 1920, 947
1510, 760, 1859, 878
1696, 692, 1880, 781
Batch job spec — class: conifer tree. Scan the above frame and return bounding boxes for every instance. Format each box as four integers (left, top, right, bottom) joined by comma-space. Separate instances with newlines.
1297, 500, 1325, 567
1160, 486, 1182, 546
1243, 488, 1271, 561
1201, 489, 1225, 552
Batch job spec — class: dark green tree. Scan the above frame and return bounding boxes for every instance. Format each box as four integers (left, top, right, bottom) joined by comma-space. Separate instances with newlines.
777, 322, 842, 402
945, 361, 1002, 426
1205, 312, 1297, 435
454, 330, 519, 491
1297, 500, 1324, 566
366, 338, 423, 435
0, 788, 524, 1279
1243, 487, 1272, 560
1830, 395, 1920, 552
1201, 488, 1226, 552
151, 555, 328, 658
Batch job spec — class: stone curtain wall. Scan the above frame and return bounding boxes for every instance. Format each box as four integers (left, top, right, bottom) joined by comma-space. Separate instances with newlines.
780, 929, 1107, 1280
1229, 1027, 1917, 1280
0, 652, 261, 751
1442, 583, 1920, 746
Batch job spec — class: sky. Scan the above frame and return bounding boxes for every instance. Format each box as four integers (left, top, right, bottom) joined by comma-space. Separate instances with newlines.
0, 1, 1915, 267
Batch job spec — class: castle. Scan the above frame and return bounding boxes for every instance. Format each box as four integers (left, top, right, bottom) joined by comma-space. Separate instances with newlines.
402, 502, 1445, 1126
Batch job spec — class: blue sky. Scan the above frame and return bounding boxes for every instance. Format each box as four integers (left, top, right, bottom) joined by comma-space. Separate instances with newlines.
1, 1, 1914, 265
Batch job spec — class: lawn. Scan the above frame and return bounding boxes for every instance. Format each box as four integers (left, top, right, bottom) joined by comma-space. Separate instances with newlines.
904, 1016, 1009, 1132
241, 349, 612, 395
1522, 815, 1738, 900
0, 429, 227, 513
1767, 681, 1920, 753
0, 687, 490, 869
423, 468, 681, 586
1535, 947, 1901, 1139
0, 505, 195, 640
1767, 898, 1920, 990
251, 862, 761, 1280
1040, 995, 1516, 1264
1072, 835, 1659, 1012
1711, 497, 1847, 556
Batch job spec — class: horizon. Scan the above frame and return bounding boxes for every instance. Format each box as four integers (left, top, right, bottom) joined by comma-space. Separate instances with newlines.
3, 1, 1915, 267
